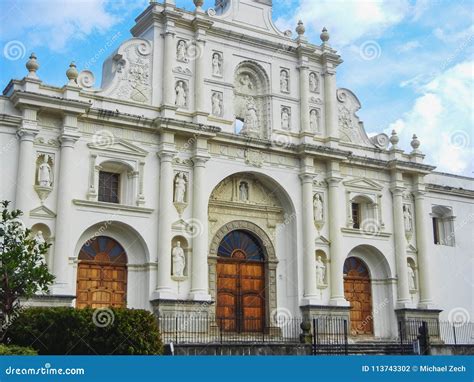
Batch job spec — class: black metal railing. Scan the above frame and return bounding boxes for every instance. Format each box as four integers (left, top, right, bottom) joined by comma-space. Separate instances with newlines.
312, 317, 348, 355
157, 315, 305, 344
439, 321, 474, 345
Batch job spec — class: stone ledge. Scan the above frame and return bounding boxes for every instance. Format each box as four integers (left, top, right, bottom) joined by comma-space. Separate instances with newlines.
73, 199, 154, 214
341, 227, 392, 239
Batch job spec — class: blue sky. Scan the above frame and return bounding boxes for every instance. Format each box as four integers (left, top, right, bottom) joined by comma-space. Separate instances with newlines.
1, 0, 472, 176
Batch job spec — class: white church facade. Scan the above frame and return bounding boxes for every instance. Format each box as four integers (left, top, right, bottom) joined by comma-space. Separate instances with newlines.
0, 0, 472, 340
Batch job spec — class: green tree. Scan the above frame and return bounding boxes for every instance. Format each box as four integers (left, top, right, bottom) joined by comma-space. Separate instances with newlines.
0, 201, 55, 341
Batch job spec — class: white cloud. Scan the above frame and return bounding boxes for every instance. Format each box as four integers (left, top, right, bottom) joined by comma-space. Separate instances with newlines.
388, 61, 473, 175
0, 0, 146, 51
275, 0, 412, 46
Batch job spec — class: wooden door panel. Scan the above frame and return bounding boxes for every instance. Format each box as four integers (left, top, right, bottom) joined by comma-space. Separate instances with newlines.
344, 277, 373, 336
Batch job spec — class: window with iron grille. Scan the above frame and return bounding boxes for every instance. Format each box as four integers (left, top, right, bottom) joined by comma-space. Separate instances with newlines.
98, 171, 120, 204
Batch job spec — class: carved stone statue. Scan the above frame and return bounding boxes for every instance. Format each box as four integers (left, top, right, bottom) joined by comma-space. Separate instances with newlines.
212, 92, 222, 117
174, 173, 187, 203
212, 53, 222, 76
175, 81, 187, 108
315, 255, 326, 286
177, 40, 188, 62
172, 241, 186, 277
309, 72, 319, 93
408, 264, 416, 290
239, 74, 254, 92
280, 70, 289, 92
38, 156, 52, 187
313, 194, 324, 221
281, 108, 290, 130
34, 230, 46, 246
403, 205, 413, 232
310, 109, 319, 132
241, 101, 258, 135
239, 182, 249, 202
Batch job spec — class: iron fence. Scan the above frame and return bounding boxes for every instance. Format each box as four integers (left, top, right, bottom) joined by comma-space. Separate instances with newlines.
158, 315, 305, 344
312, 317, 348, 355
439, 321, 474, 345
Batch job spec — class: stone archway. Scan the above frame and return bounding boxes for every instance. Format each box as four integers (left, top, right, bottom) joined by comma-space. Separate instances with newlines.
209, 221, 278, 330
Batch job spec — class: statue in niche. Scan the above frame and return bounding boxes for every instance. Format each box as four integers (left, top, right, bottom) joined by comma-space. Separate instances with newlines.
309, 72, 319, 93
313, 194, 324, 222
177, 40, 188, 62
34, 230, 46, 247
280, 70, 289, 92
408, 264, 416, 290
403, 205, 413, 232
172, 241, 186, 277
212, 53, 222, 76
241, 100, 258, 135
174, 173, 187, 203
310, 109, 319, 132
281, 108, 290, 130
239, 74, 254, 92
175, 81, 187, 108
37, 155, 52, 187
212, 92, 223, 117
239, 182, 249, 202
315, 256, 326, 286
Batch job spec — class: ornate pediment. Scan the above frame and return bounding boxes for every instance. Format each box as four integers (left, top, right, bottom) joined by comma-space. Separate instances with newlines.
337, 88, 374, 147
87, 139, 148, 157
343, 178, 384, 192
30, 205, 56, 219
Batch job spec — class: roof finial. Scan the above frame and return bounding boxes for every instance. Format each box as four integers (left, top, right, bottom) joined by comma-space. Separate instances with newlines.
390, 130, 399, 149
296, 20, 306, 37
411, 134, 421, 153
194, 0, 204, 13
66, 62, 79, 85
320, 27, 330, 44
25, 53, 39, 79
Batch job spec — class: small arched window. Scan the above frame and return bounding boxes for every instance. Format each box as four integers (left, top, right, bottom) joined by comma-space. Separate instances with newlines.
351, 195, 377, 230
431, 205, 455, 247
98, 161, 134, 205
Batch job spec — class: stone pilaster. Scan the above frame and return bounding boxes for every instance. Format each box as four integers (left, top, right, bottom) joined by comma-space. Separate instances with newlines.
161, 17, 177, 117
298, 63, 310, 134
192, 17, 211, 124
52, 121, 81, 294
190, 137, 211, 300
323, 68, 338, 143
300, 165, 318, 302
390, 186, 412, 307
413, 183, 434, 309
15, 108, 39, 219
155, 132, 177, 299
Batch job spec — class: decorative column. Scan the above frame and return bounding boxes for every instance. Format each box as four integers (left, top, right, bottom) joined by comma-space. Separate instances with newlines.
299, 63, 310, 133
155, 132, 176, 298
391, 187, 411, 306
327, 170, 347, 305
15, 108, 39, 218
53, 128, 81, 293
190, 139, 211, 300
162, 20, 176, 108
300, 157, 318, 302
323, 68, 338, 141
413, 187, 434, 308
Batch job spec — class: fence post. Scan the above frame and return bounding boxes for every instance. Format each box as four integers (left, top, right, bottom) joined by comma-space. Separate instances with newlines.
343, 319, 348, 356
452, 323, 457, 345
398, 321, 404, 354
220, 317, 223, 344
175, 316, 178, 344
312, 318, 317, 355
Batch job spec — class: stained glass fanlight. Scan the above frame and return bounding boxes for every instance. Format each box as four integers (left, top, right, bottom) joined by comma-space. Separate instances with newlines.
79, 236, 127, 265
218, 230, 265, 261
343, 257, 370, 278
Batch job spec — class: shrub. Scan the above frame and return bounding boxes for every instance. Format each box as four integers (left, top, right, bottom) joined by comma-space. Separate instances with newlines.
5, 307, 163, 355
0, 344, 37, 355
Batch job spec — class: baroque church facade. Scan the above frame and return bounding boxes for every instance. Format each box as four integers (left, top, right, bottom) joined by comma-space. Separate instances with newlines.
1, 0, 472, 340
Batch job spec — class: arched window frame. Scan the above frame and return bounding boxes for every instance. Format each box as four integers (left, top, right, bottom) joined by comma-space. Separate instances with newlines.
430, 205, 456, 247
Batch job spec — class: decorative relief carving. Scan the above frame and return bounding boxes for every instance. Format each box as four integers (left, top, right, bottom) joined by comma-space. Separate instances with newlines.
211, 91, 223, 117
173, 66, 192, 76
370, 133, 390, 149
99, 38, 152, 104
337, 88, 373, 147
309, 72, 320, 93
245, 149, 264, 168
309, 96, 323, 105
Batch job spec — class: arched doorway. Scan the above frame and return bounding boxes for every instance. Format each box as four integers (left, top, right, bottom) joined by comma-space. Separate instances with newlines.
76, 236, 127, 308
217, 230, 266, 333
344, 257, 373, 336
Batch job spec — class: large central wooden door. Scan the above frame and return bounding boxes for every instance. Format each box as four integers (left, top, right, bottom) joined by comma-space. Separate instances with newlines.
216, 230, 266, 333
76, 236, 127, 309
343, 257, 373, 336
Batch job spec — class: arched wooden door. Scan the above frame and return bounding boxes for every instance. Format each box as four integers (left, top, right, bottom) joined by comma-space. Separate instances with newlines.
76, 236, 127, 309
343, 257, 373, 336
217, 230, 266, 333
